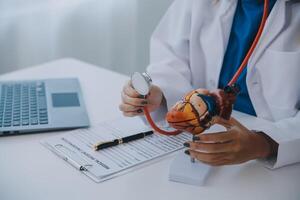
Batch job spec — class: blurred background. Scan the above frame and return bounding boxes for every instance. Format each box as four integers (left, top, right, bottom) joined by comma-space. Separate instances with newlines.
0, 0, 173, 75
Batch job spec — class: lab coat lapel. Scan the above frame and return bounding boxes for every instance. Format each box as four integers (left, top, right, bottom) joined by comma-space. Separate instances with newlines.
209, 0, 237, 87
248, 0, 288, 74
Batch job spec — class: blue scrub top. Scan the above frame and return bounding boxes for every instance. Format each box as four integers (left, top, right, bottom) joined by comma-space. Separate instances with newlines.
218, 0, 277, 116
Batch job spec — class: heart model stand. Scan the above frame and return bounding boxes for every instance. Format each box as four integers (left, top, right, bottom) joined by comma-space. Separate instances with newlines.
169, 151, 213, 186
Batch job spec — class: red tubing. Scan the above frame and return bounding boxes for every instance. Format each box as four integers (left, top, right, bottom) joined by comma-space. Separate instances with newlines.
228, 0, 269, 86
144, 0, 269, 136
143, 107, 182, 135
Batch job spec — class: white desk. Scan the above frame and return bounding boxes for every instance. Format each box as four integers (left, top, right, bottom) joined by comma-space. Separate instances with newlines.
0, 59, 299, 200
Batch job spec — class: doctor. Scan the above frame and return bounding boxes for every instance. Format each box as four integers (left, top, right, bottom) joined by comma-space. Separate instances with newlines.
119, 0, 300, 168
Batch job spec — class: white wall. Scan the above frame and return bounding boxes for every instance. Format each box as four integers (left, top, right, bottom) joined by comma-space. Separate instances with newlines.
0, 0, 173, 75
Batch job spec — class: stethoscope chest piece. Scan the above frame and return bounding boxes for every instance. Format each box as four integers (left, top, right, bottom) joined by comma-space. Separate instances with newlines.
130, 72, 182, 136
131, 72, 152, 96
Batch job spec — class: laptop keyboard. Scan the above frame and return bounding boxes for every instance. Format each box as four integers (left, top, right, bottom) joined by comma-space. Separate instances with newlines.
0, 82, 48, 128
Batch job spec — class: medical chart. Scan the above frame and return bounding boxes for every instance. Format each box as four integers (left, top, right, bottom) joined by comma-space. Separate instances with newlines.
42, 117, 191, 182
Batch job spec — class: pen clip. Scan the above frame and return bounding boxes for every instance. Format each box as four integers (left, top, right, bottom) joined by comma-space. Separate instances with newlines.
54, 144, 93, 171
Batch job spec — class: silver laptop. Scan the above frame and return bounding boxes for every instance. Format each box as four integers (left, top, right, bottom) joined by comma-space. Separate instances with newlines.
0, 78, 90, 136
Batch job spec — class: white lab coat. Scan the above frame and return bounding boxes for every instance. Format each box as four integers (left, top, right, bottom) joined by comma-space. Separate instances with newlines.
146, 0, 300, 169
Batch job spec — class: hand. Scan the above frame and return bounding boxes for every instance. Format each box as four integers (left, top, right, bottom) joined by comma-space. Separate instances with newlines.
119, 80, 164, 117
184, 117, 274, 166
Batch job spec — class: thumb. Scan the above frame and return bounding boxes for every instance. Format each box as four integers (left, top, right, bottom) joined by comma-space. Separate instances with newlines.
227, 117, 248, 131
228, 117, 244, 127
213, 116, 233, 130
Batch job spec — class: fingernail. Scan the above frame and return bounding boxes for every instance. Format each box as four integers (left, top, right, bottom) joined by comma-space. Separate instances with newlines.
141, 101, 148, 105
137, 109, 143, 113
184, 150, 190, 155
193, 136, 200, 141
183, 142, 190, 148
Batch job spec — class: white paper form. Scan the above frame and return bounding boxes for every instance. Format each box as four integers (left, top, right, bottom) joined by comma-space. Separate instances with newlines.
42, 117, 191, 182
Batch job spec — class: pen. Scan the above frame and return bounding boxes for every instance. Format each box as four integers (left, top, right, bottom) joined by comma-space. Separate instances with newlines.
93, 130, 154, 151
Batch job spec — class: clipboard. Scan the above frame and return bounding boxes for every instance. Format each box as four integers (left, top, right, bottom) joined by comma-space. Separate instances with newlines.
42, 142, 100, 182
41, 117, 192, 183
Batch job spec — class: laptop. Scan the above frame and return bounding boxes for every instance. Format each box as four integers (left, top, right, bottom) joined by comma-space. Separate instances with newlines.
0, 78, 90, 136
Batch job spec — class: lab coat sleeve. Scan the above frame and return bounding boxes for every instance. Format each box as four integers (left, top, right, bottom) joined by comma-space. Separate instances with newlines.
146, 0, 194, 122
256, 111, 300, 169
238, 111, 300, 169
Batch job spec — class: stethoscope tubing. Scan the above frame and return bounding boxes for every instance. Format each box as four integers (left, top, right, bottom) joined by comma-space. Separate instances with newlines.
140, 0, 270, 136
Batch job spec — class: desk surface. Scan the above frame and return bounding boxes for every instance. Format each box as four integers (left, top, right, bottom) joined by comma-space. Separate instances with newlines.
0, 59, 299, 200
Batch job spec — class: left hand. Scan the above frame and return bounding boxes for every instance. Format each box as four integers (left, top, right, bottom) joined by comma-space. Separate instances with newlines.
184, 117, 272, 166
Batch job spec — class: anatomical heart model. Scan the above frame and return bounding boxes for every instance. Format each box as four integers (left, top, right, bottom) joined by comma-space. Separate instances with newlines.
166, 86, 239, 135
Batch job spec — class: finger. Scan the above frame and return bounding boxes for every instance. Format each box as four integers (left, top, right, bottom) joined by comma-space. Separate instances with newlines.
122, 110, 144, 117
122, 92, 148, 107
215, 117, 246, 131
119, 103, 143, 112
124, 81, 143, 98
200, 158, 232, 166
228, 117, 247, 129
188, 150, 228, 163
198, 131, 235, 143
187, 141, 234, 153
218, 117, 249, 135
214, 117, 233, 130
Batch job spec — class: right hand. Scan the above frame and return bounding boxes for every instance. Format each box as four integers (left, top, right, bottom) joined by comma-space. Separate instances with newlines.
119, 81, 164, 117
